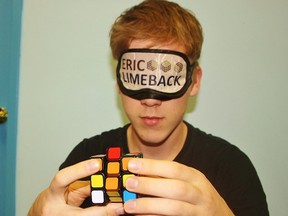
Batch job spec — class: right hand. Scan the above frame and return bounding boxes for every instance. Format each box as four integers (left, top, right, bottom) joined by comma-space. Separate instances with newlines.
28, 159, 124, 216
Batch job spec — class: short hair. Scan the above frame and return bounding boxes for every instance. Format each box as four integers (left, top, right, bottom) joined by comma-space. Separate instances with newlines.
109, 0, 203, 62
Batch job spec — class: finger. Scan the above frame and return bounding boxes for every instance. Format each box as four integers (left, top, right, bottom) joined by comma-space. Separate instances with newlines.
68, 180, 90, 194
128, 158, 203, 182
124, 197, 198, 216
66, 181, 91, 206
125, 176, 201, 204
51, 203, 124, 216
50, 159, 100, 194
80, 203, 124, 216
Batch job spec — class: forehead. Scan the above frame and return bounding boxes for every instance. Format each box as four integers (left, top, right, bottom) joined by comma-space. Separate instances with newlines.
129, 40, 187, 55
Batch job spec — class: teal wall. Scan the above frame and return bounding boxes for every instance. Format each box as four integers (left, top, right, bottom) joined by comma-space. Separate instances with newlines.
0, 0, 22, 215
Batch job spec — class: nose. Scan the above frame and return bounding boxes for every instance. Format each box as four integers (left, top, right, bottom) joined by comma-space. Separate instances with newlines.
140, 98, 162, 107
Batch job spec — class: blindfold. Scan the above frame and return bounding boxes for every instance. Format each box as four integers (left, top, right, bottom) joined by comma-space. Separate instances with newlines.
117, 49, 195, 100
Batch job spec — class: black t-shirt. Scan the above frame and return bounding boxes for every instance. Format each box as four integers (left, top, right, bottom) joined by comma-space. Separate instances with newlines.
60, 122, 269, 215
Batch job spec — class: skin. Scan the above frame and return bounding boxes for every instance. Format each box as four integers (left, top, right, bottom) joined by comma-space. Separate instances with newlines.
28, 40, 234, 216
124, 158, 235, 216
123, 40, 201, 161
27, 159, 124, 216
120, 40, 234, 216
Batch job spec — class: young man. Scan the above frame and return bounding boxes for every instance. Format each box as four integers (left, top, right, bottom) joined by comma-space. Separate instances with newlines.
28, 0, 269, 215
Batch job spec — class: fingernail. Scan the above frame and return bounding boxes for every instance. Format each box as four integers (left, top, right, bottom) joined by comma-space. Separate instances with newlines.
115, 207, 125, 215
126, 177, 138, 189
124, 200, 136, 211
128, 159, 141, 171
88, 160, 99, 171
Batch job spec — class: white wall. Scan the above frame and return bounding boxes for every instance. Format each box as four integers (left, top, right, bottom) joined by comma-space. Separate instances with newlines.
17, 0, 288, 215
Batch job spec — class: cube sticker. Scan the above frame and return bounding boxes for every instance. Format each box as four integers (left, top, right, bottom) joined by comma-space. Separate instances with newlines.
90, 147, 143, 205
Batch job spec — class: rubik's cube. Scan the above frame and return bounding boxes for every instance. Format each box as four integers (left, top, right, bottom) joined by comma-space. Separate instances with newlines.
90, 147, 143, 205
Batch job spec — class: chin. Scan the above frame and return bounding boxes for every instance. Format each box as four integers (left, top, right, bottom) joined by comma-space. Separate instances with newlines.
138, 130, 169, 146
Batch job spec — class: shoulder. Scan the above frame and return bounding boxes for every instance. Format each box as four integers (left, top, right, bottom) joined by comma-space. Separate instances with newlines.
185, 122, 245, 162
182, 122, 258, 192
186, 122, 253, 175
184, 123, 269, 215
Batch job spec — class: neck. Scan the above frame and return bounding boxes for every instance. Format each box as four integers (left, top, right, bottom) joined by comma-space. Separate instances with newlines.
127, 122, 187, 160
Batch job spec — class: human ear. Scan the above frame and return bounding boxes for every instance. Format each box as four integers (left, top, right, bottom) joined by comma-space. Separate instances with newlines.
190, 65, 202, 96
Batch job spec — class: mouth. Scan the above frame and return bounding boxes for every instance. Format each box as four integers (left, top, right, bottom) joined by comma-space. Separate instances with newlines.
140, 116, 164, 127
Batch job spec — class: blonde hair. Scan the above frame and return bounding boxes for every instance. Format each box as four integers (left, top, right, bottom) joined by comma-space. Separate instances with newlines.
110, 0, 203, 62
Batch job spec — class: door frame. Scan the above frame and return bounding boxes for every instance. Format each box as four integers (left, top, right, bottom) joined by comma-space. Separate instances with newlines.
0, 0, 23, 215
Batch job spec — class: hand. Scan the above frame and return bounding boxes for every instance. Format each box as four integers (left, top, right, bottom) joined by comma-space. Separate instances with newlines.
123, 158, 234, 216
28, 159, 124, 216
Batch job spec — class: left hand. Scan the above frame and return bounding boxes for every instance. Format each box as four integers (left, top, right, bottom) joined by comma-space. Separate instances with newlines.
123, 158, 234, 216
28, 159, 124, 216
